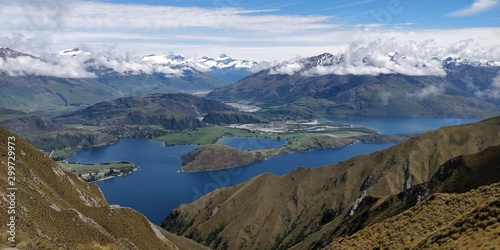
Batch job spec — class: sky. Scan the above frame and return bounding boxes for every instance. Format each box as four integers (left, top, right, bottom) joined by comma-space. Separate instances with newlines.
0, 0, 499, 61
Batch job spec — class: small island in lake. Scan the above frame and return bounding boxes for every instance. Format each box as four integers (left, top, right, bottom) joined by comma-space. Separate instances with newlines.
57, 161, 139, 182
179, 132, 412, 172
180, 134, 355, 172
180, 144, 257, 171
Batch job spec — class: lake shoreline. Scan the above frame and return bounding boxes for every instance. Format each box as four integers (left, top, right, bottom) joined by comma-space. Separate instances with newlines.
68, 117, 480, 224
89, 168, 140, 183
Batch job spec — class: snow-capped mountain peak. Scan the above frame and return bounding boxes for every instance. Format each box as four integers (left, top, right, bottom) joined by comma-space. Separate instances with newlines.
0, 47, 37, 59
59, 48, 91, 56
442, 57, 499, 67
271, 51, 500, 77
217, 53, 229, 59
140, 53, 186, 65
141, 53, 257, 70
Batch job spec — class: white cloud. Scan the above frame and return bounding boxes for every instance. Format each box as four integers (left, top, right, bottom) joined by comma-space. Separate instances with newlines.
88, 55, 185, 76
301, 39, 447, 77
249, 60, 279, 73
475, 73, 500, 99
269, 58, 304, 75
407, 85, 445, 100
0, 47, 188, 78
447, 0, 500, 16
0, 1, 500, 62
0, 1, 336, 34
0, 55, 94, 78
266, 38, 500, 77
379, 91, 392, 105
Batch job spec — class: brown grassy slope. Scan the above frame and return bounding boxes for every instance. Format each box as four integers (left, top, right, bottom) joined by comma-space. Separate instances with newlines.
309, 143, 500, 249
326, 183, 500, 249
180, 144, 257, 171
0, 126, 179, 249
162, 116, 500, 250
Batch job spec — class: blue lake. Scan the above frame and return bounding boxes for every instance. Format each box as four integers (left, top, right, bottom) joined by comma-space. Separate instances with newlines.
68, 139, 395, 224
326, 117, 479, 134
68, 117, 479, 224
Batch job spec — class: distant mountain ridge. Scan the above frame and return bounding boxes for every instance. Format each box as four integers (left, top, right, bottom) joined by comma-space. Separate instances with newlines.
0, 47, 260, 113
139, 52, 258, 83
208, 52, 500, 118
0, 47, 38, 60
58, 47, 258, 83
140, 52, 257, 70
53, 93, 236, 129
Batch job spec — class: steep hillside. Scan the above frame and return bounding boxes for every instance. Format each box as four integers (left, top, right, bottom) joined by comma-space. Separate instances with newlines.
326, 183, 500, 249
162, 116, 500, 249
53, 93, 236, 129
0, 126, 162, 248
305, 143, 500, 249
208, 54, 500, 118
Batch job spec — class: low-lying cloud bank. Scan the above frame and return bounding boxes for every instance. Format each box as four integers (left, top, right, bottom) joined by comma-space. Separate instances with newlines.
0, 50, 186, 78
269, 39, 499, 77
0, 39, 499, 78
407, 84, 446, 100
0, 48, 251, 78
0, 51, 94, 78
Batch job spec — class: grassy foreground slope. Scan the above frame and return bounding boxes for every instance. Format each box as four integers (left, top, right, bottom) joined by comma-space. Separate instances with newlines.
326, 182, 500, 249
0, 126, 205, 249
324, 144, 500, 249
162, 116, 500, 249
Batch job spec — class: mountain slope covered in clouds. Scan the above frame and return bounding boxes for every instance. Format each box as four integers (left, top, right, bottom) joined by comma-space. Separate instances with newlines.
0, 48, 258, 113
162, 116, 500, 249
208, 52, 500, 118
140, 53, 258, 83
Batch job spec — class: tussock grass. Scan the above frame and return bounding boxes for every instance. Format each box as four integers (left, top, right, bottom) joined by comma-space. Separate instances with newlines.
0, 126, 187, 249
327, 183, 500, 249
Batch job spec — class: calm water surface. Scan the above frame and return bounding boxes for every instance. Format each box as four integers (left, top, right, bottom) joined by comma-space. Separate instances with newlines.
68, 117, 478, 224
327, 117, 479, 134
69, 139, 394, 224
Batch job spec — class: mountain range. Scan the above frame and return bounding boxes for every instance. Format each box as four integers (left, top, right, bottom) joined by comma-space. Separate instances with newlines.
208, 53, 500, 118
138, 52, 259, 84
2, 47, 500, 118
162, 116, 500, 249
53, 93, 235, 129
0, 47, 258, 114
